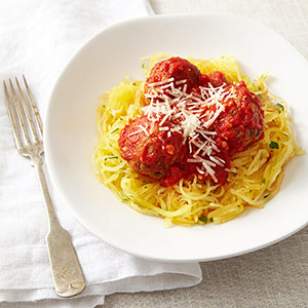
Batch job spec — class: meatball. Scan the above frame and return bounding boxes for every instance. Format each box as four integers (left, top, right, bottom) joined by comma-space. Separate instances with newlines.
119, 116, 187, 180
213, 81, 264, 155
145, 57, 201, 94
199, 71, 227, 88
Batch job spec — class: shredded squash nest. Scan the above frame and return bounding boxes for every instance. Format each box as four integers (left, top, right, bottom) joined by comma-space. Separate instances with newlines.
94, 55, 302, 226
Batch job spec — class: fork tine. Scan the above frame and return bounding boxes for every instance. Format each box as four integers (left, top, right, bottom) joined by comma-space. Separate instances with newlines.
3, 80, 25, 151
8, 78, 32, 145
22, 75, 43, 135
15, 77, 40, 142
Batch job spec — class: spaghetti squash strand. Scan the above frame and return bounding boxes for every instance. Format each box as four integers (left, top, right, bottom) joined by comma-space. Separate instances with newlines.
94, 56, 302, 226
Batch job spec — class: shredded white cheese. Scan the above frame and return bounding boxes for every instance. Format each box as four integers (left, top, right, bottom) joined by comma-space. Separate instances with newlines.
142, 78, 235, 181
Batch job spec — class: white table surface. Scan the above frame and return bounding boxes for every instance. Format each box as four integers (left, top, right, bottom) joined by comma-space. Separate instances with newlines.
101, 0, 308, 307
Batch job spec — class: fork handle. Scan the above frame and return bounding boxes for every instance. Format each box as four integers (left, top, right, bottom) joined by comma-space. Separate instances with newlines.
34, 160, 86, 297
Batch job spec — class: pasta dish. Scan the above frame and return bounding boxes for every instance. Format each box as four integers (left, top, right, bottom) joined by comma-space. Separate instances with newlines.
94, 55, 302, 226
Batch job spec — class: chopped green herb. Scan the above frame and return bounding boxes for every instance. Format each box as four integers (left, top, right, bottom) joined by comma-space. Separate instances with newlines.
248, 128, 255, 137
209, 217, 214, 223
276, 103, 284, 110
104, 155, 118, 160
269, 141, 279, 149
111, 128, 119, 134
153, 171, 163, 178
199, 216, 208, 223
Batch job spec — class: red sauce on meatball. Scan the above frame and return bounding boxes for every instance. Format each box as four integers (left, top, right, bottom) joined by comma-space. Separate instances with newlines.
119, 116, 188, 182
119, 57, 264, 187
213, 81, 264, 156
145, 57, 201, 95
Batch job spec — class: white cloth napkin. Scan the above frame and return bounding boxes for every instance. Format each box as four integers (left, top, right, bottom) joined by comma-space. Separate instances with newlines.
0, 1, 202, 307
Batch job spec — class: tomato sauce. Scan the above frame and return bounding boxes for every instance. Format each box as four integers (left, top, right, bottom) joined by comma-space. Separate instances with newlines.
119, 57, 264, 187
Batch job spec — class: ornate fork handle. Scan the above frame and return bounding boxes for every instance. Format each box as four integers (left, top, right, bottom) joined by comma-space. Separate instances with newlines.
34, 157, 86, 297
3, 77, 86, 298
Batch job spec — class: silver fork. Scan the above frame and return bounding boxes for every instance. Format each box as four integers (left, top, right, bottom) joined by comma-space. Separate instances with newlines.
3, 76, 86, 297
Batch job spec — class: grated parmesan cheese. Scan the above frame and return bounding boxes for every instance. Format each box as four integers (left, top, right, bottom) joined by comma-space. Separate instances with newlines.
143, 78, 235, 179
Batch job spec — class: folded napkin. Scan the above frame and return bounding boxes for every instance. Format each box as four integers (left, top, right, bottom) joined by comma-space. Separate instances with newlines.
0, 0, 202, 307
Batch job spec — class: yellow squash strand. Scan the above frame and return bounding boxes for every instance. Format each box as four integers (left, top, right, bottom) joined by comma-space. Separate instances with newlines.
94, 56, 302, 226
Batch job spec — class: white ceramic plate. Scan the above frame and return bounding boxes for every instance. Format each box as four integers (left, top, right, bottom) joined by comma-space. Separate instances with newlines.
45, 14, 308, 262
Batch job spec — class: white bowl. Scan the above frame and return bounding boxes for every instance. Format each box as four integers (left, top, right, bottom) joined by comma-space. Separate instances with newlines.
45, 14, 308, 262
